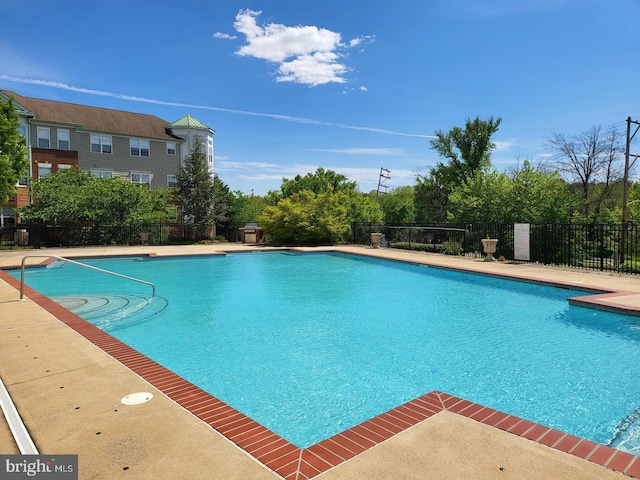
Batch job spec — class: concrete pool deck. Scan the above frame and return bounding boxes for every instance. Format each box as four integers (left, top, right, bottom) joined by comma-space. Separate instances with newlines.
1, 243, 639, 479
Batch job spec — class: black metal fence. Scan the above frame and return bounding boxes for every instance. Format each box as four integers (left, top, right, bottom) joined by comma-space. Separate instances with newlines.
0, 223, 208, 250
4, 221, 640, 274
353, 222, 640, 274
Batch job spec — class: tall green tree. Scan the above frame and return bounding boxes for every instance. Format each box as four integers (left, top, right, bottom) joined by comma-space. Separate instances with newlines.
176, 136, 216, 239
20, 167, 175, 224
231, 191, 269, 225
280, 167, 357, 197
348, 193, 383, 223
212, 175, 233, 228
416, 116, 502, 222
378, 186, 416, 223
624, 182, 640, 223
430, 116, 502, 186
414, 169, 449, 223
507, 160, 576, 223
446, 160, 577, 224
446, 169, 510, 223
0, 96, 29, 204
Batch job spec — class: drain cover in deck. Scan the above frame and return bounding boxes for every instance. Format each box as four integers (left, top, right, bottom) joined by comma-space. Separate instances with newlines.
121, 392, 153, 405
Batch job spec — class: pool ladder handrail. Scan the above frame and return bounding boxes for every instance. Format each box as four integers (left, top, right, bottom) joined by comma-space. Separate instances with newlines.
20, 254, 156, 300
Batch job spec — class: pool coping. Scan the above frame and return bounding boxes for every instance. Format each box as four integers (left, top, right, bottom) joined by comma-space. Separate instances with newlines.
2, 249, 640, 479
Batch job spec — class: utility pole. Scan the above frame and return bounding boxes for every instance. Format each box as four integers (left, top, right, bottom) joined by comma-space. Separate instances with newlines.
620, 117, 640, 263
376, 168, 391, 199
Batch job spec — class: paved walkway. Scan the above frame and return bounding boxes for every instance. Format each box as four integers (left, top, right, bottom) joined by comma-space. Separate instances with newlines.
1, 244, 638, 479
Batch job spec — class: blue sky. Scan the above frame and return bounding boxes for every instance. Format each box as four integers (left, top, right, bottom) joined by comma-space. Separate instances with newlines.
1, 0, 638, 195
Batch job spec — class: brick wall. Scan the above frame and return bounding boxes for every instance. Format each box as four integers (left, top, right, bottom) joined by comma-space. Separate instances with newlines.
31, 147, 79, 172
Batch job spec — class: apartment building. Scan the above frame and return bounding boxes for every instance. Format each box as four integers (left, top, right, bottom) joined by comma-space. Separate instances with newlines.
0, 90, 215, 226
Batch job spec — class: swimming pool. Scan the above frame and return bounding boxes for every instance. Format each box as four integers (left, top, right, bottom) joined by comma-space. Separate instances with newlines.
10, 251, 640, 452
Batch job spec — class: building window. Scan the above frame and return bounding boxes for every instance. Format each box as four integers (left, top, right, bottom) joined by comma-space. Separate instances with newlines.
0, 206, 16, 228
18, 176, 29, 186
166, 142, 176, 155
37, 127, 50, 148
167, 174, 177, 187
130, 138, 150, 157
57, 164, 72, 170
18, 124, 27, 137
57, 129, 70, 150
91, 169, 113, 178
37, 164, 52, 178
207, 137, 213, 164
131, 172, 151, 186
90, 134, 112, 153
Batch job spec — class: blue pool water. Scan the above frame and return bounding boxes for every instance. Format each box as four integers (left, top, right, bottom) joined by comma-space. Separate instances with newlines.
10, 251, 640, 450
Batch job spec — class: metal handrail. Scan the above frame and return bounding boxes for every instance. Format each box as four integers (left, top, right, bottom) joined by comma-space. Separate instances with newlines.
20, 255, 155, 300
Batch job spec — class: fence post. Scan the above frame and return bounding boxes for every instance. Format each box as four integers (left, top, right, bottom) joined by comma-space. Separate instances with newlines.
567, 222, 572, 267
599, 225, 604, 272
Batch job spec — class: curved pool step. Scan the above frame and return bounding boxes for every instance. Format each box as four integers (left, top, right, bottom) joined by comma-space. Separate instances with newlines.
608, 406, 640, 455
51, 293, 168, 331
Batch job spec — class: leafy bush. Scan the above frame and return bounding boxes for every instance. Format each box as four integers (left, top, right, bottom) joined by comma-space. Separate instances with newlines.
260, 188, 351, 245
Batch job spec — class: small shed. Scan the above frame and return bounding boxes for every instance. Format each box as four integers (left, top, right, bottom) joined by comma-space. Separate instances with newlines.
239, 223, 265, 243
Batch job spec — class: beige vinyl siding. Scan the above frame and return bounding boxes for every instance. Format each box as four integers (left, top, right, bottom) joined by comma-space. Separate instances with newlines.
29, 123, 78, 152
77, 134, 181, 189
28, 122, 183, 190
30, 124, 48, 149
65, 128, 83, 154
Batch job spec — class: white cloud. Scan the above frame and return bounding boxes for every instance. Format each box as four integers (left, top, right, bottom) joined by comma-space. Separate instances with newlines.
238, 173, 286, 182
330, 166, 416, 186
312, 147, 406, 156
213, 32, 237, 40
232, 9, 373, 86
217, 161, 279, 169
342, 85, 369, 95
493, 139, 516, 152
242, 163, 414, 185
224, 160, 417, 193
277, 52, 347, 85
